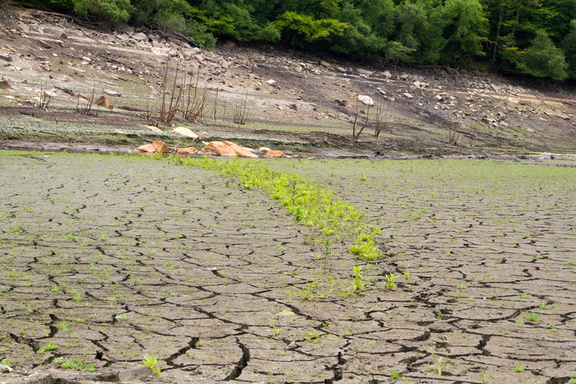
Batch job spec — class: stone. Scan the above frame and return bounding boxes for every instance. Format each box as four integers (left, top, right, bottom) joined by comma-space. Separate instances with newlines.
95, 95, 113, 110
0, 364, 12, 373
357, 68, 373, 76
137, 140, 170, 153
260, 147, 284, 158
222, 141, 258, 158
176, 147, 199, 154
358, 95, 374, 106
202, 141, 237, 157
132, 32, 148, 41
152, 140, 170, 153
266, 79, 277, 86
403, 92, 414, 99
383, 70, 392, 79
172, 127, 199, 140
0, 80, 12, 90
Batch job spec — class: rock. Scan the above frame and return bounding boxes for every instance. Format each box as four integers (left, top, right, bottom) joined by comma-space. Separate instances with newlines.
132, 32, 148, 41
403, 92, 414, 99
176, 147, 199, 154
0, 80, 12, 90
358, 95, 374, 106
202, 141, 237, 157
0, 364, 12, 373
95, 95, 113, 110
147, 125, 164, 133
137, 140, 170, 153
266, 79, 277, 86
357, 68, 373, 76
222, 141, 258, 158
0, 55, 13, 62
399, 73, 410, 80
434, 94, 444, 101
260, 147, 284, 158
172, 127, 199, 140
103, 89, 123, 97
383, 70, 392, 79
319, 60, 330, 67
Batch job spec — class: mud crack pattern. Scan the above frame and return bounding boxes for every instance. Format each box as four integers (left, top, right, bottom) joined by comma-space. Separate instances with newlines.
0, 153, 575, 384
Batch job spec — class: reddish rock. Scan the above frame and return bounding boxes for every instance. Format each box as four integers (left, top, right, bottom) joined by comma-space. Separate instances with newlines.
222, 141, 258, 158
137, 140, 170, 153
202, 141, 237, 157
176, 146, 199, 154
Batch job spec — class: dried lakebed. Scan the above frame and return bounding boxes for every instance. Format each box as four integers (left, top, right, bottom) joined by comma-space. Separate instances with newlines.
0, 152, 575, 384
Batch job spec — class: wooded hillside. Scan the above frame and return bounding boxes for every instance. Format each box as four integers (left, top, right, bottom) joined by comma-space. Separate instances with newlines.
15, 0, 576, 80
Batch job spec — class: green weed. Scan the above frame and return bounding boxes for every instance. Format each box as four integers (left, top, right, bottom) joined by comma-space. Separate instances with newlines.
37, 342, 58, 354
142, 354, 163, 376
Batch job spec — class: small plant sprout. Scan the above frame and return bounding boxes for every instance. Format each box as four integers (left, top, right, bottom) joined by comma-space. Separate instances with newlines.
457, 283, 467, 290
272, 328, 282, 336
539, 301, 548, 309
390, 369, 401, 379
37, 342, 58, 354
520, 292, 530, 298
524, 312, 538, 322
513, 363, 525, 372
402, 270, 410, 279
384, 273, 397, 290
142, 354, 163, 376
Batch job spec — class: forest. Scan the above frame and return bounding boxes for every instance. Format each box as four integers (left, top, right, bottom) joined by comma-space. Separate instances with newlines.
16, 0, 576, 81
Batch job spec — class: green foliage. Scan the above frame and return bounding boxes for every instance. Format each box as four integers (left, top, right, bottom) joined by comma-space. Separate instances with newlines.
142, 354, 163, 376
521, 29, 568, 80
441, 0, 488, 64
276, 11, 348, 46
74, 0, 131, 22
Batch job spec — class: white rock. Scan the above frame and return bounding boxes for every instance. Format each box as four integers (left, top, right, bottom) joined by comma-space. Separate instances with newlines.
403, 92, 414, 99
132, 32, 148, 41
383, 70, 392, 79
358, 95, 374, 106
266, 79, 277, 85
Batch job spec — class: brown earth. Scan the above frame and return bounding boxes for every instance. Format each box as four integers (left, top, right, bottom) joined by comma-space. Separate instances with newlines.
0, 153, 575, 384
0, 5, 576, 158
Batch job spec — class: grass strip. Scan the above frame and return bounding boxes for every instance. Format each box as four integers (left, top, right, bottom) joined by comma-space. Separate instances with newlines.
168, 156, 385, 261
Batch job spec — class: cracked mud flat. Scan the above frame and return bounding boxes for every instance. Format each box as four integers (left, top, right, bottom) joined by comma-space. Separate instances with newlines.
1, 152, 575, 384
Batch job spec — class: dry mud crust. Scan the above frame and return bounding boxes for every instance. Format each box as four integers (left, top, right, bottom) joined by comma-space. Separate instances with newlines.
1, 152, 576, 384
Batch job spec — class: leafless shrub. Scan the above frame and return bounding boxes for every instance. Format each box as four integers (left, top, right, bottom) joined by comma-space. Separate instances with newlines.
352, 97, 372, 140
233, 92, 249, 125
373, 97, 389, 138
182, 67, 208, 123
447, 121, 461, 145
77, 87, 96, 116
159, 60, 182, 125
38, 85, 52, 110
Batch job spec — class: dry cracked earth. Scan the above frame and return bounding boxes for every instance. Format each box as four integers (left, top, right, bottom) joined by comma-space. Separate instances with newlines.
0, 152, 575, 384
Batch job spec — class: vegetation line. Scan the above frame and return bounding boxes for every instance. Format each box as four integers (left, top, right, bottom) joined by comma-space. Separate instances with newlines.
167, 156, 385, 262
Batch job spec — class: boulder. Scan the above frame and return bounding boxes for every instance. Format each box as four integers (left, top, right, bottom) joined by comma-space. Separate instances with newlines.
137, 140, 170, 153
266, 79, 277, 86
383, 70, 392, 79
132, 32, 148, 41
176, 147, 199, 154
403, 92, 414, 99
222, 141, 258, 158
260, 147, 284, 158
0, 80, 12, 90
202, 141, 237, 157
172, 126, 199, 140
358, 95, 374, 106
95, 95, 113, 110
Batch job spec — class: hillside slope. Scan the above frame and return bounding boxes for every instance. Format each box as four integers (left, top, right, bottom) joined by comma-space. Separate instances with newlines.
1, 6, 575, 158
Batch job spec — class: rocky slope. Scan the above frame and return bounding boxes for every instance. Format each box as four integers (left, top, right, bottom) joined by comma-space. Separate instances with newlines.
1, 5, 575, 158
